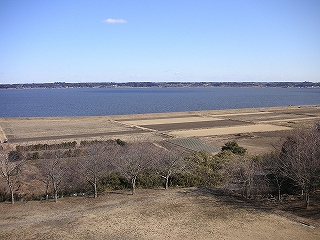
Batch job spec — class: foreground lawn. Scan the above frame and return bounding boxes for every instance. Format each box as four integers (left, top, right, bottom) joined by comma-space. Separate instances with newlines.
0, 187, 319, 240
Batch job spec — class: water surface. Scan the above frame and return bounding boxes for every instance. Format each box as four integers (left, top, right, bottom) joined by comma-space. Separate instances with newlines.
0, 87, 319, 117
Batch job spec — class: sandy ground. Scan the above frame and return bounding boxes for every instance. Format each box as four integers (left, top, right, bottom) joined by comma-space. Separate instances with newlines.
0, 188, 319, 240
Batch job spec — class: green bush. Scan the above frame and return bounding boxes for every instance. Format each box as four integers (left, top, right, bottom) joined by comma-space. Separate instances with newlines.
99, 172, 130, 191
221, 141, 246, 155
137, 170, 163, 189
170, 172, 202, 187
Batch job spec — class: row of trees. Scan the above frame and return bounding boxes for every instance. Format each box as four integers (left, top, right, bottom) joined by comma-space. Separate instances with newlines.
268, 125, 320, 208
221, 125, 320, 209
1, 140, 190, 203
1, 124, 319, 208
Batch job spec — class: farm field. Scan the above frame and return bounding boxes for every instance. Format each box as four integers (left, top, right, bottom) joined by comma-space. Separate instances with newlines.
168, 124, 291, 137
0, 105, 319, 154
1, 188, 319, 240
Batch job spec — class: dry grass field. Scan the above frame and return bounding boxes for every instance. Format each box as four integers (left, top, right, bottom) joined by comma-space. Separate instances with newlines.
1, 105, 319, 154
1, 188, 320, 240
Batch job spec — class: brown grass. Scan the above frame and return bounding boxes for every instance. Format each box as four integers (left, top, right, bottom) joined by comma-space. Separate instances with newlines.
0, 188, 319, 240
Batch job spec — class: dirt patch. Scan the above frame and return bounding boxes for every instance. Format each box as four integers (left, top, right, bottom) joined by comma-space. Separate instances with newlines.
142, 120, 247, 131
120, 116, 223, 125
0, 188, 319, 240
168, 124, 292, 138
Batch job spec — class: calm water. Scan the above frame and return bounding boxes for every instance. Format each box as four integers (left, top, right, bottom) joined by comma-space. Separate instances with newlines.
0, 87, 319, 117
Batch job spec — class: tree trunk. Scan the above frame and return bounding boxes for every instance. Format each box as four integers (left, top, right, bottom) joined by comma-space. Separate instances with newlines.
165, 172, 171, 190
6, 176, 14, 204
165, 177, 169, 190
53, 181, 58, 203
45, 189, 49, 201
131, 176, 136, 195
275, 177, 281, 201
94, 177, 97, 198
305, 192, 310, 209
45, 181, 49, 200
54, 191, 58, 202
164, 170, 171, 190
245, 180, 251, 198
8, 179, 14, 204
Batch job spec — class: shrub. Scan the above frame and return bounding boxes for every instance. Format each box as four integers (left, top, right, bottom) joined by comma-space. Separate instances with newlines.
221, 141, 246, 155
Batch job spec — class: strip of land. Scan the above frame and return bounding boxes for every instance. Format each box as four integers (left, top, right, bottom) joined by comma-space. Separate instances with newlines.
0, 105, 319, 154
168, 124, 292, 137
0, 188, 319, 240
121, 116, 224, 125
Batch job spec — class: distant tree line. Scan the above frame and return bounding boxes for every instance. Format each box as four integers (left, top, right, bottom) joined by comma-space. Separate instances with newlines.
1, 81, 319, 89
1, 124, 319, 209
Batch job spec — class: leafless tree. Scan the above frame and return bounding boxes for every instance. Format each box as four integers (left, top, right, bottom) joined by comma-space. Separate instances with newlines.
263, 152, 287, 201
38, 149, 68, 202
77, 141, 116, 198
224, 155, 267, 198
40, 170, 51, 200
156, 147, 186, 189
115, 141, 157, 195
0, 145, 24, 204
277, 126, 320, 208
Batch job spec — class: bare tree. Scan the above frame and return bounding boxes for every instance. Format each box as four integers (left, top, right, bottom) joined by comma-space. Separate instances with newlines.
77, 141, 116, 198
0, 145, 24, 204
115, 142, 157, 195
277, 126, 320, 208
156, 147, 185, 189
38, 149, 68, 202
40, 170, 51, 201
224, 155, 267, 198
263, 152, 287, 201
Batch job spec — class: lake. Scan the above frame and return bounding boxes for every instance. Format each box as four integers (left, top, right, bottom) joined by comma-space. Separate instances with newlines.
0, 87, 319, 117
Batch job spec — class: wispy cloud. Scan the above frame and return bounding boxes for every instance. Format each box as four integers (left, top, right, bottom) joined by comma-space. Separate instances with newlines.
102, 18, 127, 24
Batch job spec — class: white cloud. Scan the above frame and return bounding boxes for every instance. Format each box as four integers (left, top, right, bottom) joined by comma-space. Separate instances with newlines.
102, 18, 127, 24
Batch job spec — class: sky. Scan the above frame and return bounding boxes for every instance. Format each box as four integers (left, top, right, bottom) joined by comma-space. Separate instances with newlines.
1, 0, 320, 84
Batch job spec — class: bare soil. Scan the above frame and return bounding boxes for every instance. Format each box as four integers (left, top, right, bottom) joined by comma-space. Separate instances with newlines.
168, 124, 291, 137
141, 119, 247, 131
1, 188, 319, 240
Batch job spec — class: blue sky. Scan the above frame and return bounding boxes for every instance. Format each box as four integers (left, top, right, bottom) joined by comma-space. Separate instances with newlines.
1, 0, 320, 84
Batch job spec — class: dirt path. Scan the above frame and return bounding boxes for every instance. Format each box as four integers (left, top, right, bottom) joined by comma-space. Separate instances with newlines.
0, 188, 319, 240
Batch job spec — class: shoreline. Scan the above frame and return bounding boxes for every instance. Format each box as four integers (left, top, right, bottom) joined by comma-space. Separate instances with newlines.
1, 104, 318, 120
